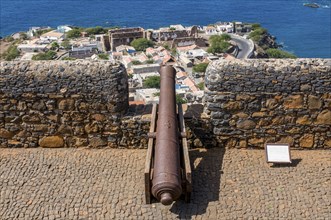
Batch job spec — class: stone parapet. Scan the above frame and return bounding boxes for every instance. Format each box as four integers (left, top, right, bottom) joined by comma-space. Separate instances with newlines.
0, 61, 128, 148
204, 59, 331, 148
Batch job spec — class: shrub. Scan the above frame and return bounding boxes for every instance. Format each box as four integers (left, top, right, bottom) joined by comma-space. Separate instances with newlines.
131, 38, 155, 51
207, 35, 231, 54
19, 32, 28, 40
61, 40, 71, 50
50, 42, 59, 50
193, 63, 209, 73
249, 28, 267, 42
32, 51, 57, 60
143, 76, 160, 88
132, 60, 142, 65
85, 26, 107, 36
197, 82, 205, 90
98, 53, 109, 60
66, 29, 81, 39
2, 45, 20, 61
266, 48, 297, 58
176, 95, 187, 104
62, 57, 76, 60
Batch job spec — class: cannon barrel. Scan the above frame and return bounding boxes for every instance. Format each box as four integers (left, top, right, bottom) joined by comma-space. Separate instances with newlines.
151, 65, 182, 205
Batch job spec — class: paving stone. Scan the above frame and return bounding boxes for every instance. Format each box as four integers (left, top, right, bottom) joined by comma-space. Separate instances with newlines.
0, 148, 330, 219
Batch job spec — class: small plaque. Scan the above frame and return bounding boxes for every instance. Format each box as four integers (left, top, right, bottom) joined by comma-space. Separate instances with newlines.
265, 143, 291, 163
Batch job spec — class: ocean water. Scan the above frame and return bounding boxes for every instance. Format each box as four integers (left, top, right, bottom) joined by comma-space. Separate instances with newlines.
1, 0, 330, 58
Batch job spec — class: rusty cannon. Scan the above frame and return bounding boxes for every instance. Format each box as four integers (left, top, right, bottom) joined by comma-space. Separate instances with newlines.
144, 65, 192, 205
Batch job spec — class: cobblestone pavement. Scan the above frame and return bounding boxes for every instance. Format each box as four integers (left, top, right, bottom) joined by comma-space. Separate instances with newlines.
0, 148, 330, 220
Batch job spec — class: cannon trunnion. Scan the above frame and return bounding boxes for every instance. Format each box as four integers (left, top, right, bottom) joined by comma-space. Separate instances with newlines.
144, 65, 192, 205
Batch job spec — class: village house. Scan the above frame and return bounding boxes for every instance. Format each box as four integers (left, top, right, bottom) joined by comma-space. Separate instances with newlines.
115, 45, 136, 54
17, 44, 48, 53
40, 30, 64, 41
183, 77, 199, 92
109, 27, 144, 51
215, 22, 234, 33
110, 52, 123, 62
205, 26, 218, 35
132, 63, 161, 74
17, 39, 49, 53
234, 22, 252, 34
57, 25, 72, 33
135, 88, 160, 104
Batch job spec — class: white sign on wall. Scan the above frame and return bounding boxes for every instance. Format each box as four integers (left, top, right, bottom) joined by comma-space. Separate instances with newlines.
265, 143, 292, 163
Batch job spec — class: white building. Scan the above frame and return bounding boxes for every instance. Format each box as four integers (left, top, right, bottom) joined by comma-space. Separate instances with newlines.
17, 44, 48, 53
132, 63, 161, 74
205, 26, 218, 35
57, 25, 72, 33
215, 22, 234, 33
135, 88, 160, 104
40, 30, 64, 41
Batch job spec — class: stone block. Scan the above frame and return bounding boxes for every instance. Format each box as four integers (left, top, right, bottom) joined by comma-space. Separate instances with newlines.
58, 99, 75, 111
299, 134, 314, 148
39, 136, 64, 148
308, 95, 322, 109
0, 128, 14, 139
236, 120, 256, 130
296, 115, 311, 125
316, 110, 331, 125
284, 95, 303, 109
89, 137, 107, 148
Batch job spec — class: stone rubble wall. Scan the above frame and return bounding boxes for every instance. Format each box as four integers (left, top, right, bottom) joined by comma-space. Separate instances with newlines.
204, 59, 331, 149
1, 59, 331, 149
0, 61, 129, 148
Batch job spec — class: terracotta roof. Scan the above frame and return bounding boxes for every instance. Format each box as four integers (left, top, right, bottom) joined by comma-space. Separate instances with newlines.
176, 71, 187, 78
129, 100, 146, 105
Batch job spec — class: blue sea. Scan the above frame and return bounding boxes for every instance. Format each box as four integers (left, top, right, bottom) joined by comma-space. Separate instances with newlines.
1, 0, 330, 58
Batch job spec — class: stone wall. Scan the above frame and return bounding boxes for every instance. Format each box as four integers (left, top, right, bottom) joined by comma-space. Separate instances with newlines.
1, 59, 331, 149
0, 61, 129, 148
204, 59, 331, 149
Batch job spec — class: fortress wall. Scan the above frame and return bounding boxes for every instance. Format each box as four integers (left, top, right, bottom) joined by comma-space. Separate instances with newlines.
0, 61, 129, 148
1, 59, 330, 149
204, 59, 331, 148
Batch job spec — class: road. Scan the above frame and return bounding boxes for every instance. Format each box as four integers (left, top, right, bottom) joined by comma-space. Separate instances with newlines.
229, 34, 254, 58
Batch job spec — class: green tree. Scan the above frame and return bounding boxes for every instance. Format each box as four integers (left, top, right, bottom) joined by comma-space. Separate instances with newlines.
130, 38, 155, 51
193, 63, 209, 73
143, 76, 160, 88
19, 32, 28, 40
146, 59, 154, 64
98, 53, 109, 60
252, 23, 261, 30
2, 45, 20, 61
61, 40, 71, 50
266, 48, 297, 58
132, 60, 142, 65
4, 36, 14, 42
249, 28, 267, 42
176, 95, 187, 104
85, 26, 107, 36
207, 35, 231, 54
32, 51, 57, 60
197, 82, 205, 90
50, 42, 59, 50
66, 29, 81, 39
